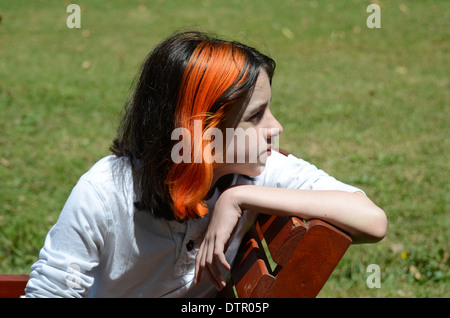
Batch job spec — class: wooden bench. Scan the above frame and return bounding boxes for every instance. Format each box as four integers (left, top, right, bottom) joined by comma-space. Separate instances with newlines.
217, 214, 352, 298
0, 275, 29, 298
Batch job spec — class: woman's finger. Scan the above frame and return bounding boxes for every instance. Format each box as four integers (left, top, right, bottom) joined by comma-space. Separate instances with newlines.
195, 240, 207, 284
215, 238, 231, 271
204, 266, 223, 291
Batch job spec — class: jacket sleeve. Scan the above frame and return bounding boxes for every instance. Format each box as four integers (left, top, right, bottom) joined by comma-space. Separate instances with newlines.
25, 178, 111, 298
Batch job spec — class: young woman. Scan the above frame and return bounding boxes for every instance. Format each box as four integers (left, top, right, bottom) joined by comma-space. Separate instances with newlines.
25, 31, 386, 297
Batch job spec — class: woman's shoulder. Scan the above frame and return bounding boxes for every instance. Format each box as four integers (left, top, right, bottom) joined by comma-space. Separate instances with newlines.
241, 149, 323, 188
259, 149, 313, 178
234, 150, 307, 186
251, 149, 363, 193
80, 155, 131, 183
76, 155, 134, 202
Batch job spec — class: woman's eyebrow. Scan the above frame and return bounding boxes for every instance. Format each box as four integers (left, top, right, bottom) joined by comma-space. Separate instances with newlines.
246, 102, 266, 116
248, 98, 271, 113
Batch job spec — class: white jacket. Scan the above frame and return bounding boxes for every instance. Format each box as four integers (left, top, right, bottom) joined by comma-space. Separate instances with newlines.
25, 150, 361, 297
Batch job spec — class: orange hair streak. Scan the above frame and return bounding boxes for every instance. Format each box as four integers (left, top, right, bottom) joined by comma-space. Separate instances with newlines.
167, 41, 248, 220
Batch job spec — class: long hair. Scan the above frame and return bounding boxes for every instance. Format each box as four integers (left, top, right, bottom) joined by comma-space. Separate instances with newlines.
110, 31, 275, 220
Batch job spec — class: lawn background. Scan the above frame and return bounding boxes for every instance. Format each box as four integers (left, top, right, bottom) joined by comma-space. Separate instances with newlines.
0, 0, 448, 297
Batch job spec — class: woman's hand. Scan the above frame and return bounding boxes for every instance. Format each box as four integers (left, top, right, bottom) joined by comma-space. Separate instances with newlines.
194, 188, 242, 290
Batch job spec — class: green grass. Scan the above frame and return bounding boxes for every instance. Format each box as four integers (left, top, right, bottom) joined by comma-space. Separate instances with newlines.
0, 0, 448, 297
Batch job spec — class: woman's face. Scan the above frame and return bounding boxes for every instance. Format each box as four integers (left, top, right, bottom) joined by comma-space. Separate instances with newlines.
215, 70, 283, 178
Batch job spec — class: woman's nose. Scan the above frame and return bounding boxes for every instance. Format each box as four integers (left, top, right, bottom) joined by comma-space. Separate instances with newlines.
264, 111, 283, 139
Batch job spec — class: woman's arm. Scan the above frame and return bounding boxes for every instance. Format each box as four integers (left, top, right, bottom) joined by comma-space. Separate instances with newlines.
25, 179, 106, 297
232, 185, 387, 243
195, 185, 387, 290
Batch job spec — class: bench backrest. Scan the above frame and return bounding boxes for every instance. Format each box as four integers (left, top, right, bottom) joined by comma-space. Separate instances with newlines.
217, 215, 352, 298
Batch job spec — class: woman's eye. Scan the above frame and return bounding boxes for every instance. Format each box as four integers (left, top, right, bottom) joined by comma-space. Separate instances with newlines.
248, 111, 263, 122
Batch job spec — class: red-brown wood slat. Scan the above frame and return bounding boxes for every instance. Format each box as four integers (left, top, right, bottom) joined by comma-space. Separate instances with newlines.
255, 215, 307, 267
231, 237, 275, 298
264, 219, 352, 298
0, 275, 29, 298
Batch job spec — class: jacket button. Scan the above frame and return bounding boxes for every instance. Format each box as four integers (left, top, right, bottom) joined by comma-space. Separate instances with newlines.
186, 240, 194, 251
